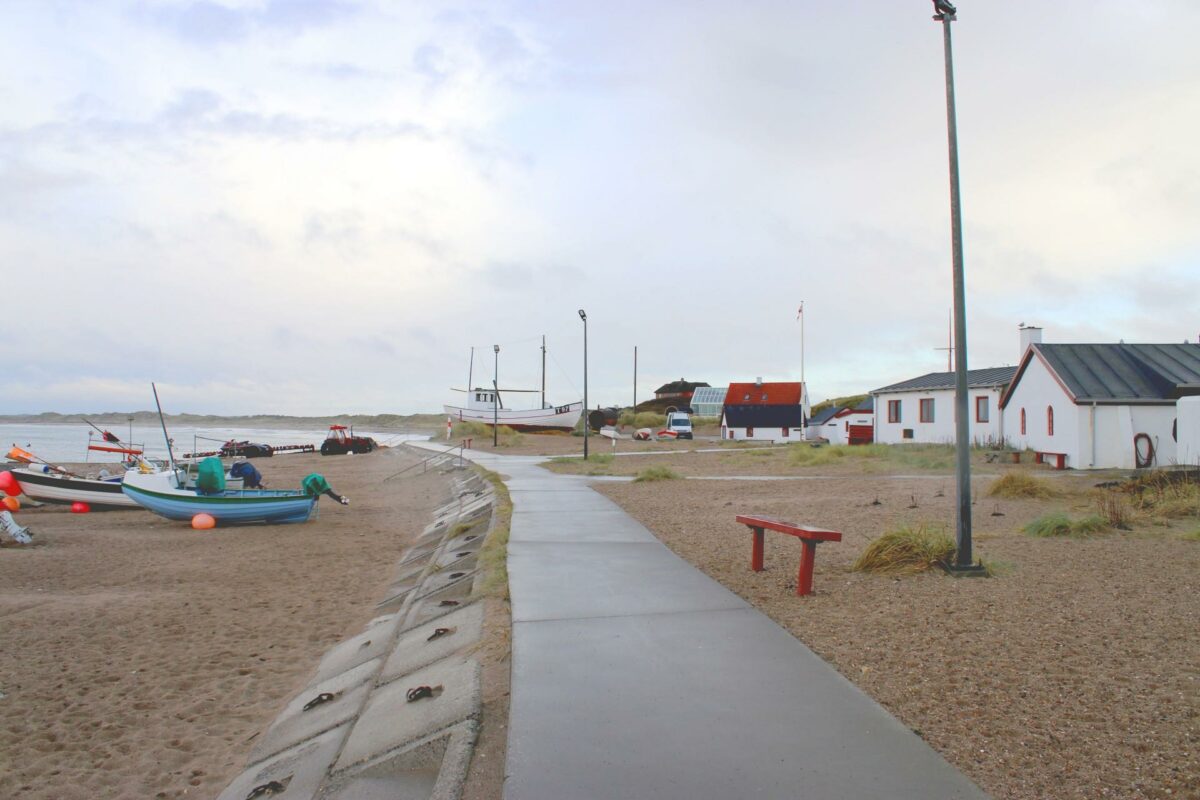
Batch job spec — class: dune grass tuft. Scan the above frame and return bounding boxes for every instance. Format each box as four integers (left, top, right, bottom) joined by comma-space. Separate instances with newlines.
1181, 528, 1200, 542
634, 466, 680, 482
988, 472, 1055, 499
852, 525, 955, 575
1024, 513, 1107, 538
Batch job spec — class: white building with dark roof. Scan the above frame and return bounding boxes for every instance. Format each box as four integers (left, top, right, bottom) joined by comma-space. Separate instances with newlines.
871, 366, 1015, 446
1000, 338, 1200, 469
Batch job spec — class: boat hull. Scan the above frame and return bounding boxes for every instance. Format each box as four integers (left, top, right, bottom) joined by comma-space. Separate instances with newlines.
121, 473, 316, 525
443, 401, 583, 432
12, 469, 140, 509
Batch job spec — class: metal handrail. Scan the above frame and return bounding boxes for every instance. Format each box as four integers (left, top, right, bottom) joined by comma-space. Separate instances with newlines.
383, 440, 472, 482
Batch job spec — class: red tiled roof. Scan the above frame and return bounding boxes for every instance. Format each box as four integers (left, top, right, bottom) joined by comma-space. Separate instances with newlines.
725, 382, 803, 406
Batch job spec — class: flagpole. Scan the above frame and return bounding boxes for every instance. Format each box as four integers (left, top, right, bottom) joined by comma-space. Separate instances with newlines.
799, 302, 807, 440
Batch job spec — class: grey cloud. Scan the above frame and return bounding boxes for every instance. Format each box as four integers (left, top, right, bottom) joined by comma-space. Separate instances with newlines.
305, 210, 364, 249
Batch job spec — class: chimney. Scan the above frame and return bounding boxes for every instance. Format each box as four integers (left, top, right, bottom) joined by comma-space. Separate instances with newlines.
755, 376, 763, 386
1019, 324, 1043, 357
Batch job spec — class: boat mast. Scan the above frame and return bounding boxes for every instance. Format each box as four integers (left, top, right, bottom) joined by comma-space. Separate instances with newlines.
151, 382, 179, 483
468, 346, 475, 392
541, 335, 546, 409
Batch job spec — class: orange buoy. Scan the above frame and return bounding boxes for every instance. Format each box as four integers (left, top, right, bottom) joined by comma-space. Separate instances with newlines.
191, 513, 216, 530
2, 496, 18, 512
70, 502, 90, 514
0, 471, 20, 497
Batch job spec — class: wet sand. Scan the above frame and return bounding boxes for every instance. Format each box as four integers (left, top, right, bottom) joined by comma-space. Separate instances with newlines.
0, 446, 451, 800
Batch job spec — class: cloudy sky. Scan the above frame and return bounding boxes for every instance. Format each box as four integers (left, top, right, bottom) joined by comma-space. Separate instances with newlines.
2, 0, 1197, 415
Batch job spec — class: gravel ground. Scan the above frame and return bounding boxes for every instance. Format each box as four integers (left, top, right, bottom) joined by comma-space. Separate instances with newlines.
595, 470, 1199, 800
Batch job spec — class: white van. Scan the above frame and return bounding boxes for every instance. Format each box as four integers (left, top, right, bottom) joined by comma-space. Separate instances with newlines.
665, 409, 693, 440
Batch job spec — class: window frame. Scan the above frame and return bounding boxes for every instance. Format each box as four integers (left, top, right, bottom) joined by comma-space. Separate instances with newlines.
1047, 405, 1054, 436
919, 398, 935, 423
888, 399, 901, 423
975, 395, 989, 423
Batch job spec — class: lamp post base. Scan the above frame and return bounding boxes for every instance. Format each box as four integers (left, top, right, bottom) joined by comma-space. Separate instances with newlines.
941, 560, 988, 578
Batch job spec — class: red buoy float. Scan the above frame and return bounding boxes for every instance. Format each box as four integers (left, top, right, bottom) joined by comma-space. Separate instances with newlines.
0, 471, 21, 497
191, 513, 216, 530
2, 496, 19, 512
70, 502, 90, 514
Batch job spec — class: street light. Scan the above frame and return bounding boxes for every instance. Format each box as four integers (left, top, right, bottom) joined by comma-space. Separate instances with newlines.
578, 309, 588, 460
493, 344, 500, 448
932, 0, 984, 575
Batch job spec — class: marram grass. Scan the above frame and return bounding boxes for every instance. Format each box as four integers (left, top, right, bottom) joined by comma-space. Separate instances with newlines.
633, 466, 680, 482
852, 525, 955, 575
988, 472, 1055, 499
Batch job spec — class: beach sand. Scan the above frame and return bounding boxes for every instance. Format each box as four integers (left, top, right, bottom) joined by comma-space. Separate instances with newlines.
0, 446, 451, 800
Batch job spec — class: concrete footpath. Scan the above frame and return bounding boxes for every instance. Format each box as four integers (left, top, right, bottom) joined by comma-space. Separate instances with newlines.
414, 442, 988, 800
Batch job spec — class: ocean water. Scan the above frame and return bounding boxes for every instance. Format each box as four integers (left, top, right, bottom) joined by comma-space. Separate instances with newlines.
0, 423, 426, 464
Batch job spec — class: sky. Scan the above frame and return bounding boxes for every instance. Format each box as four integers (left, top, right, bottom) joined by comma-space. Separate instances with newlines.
2, 0, 1198, 415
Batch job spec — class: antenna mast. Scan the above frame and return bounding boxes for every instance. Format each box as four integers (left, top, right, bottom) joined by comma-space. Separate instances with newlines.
541, 335, 546, 409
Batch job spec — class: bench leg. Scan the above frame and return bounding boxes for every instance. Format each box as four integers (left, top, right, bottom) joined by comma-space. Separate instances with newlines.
796, 540, 818, 596
751, 527, 765, 572
1055, 454, 1065, 469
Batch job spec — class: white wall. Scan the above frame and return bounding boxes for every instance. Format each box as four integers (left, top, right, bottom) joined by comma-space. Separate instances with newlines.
821, 412, 874, 445
720, 419, 801, 444
874, 388, 1006, 446
1178, 397, 1200, 467
1004, 355, 1180, 469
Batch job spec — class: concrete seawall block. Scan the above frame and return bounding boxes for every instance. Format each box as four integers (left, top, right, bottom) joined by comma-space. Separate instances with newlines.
313, 616, 402, 684
318, 721, 478, 800
380, 602, 485, 685
334, 656, 481, 772
219, 723, 349, 800
250, 658, 381, 764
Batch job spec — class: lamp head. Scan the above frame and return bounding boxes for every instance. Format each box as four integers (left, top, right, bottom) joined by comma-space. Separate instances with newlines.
578, 309, 586, 321
493, 344, 499, 353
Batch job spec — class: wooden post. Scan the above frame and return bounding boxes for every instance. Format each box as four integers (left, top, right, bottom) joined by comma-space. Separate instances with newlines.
751, 527, 765, 571
797, 540, 818, 596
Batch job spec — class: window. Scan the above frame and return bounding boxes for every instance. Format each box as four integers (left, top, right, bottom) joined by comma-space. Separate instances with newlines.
902, 428, 914, 439
746, 426, 755, 437
920, 398, 935, 423
888, 399, 901, 423
1020, 408, 1026, 435
781, 427, 789, 438
975, 396, 989, 423
1047, 406, 1054, 436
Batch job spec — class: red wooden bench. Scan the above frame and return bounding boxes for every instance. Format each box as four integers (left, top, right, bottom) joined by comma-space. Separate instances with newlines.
735, 515, 842, 597
1034, 451, 1066, 469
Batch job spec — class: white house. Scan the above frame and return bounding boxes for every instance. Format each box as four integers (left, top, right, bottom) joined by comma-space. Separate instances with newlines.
810, 400, 874, 445
872, 367, 1015, 446
1000, 339, 1200, 469
720, 404, 806, 443
1178, 396, 1200, 466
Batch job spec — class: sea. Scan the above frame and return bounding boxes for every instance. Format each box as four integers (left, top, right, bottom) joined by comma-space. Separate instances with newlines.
0, 423, 427, 464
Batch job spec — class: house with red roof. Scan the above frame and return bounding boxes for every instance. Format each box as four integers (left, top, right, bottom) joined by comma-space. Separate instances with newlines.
719, 379, 810, 442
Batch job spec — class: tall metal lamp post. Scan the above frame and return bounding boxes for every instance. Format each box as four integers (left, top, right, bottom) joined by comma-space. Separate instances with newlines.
933, 0, 984, 575
579, 309, 588, 460
492, 344, 500, 448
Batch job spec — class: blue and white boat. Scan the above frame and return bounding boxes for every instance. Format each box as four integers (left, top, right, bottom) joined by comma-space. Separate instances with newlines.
121, 470, 317, 525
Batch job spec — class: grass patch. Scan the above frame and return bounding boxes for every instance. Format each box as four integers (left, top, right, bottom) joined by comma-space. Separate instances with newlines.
1095, 489, 1134, 529
785, 443, 960, 471
634, 466, 680, 482
618, 411, 667, 428
988, 472, 1055, 499
474, 467, 512, 600
1181, 528, 1200, 542
550, 452, 613, 465
1023, 513, 1107, 538
852, 524, 955, 575
451, 420, 524, 447
788, 445, 847, 467
1119, 470, 1200, 521
979, 558, 1015, 577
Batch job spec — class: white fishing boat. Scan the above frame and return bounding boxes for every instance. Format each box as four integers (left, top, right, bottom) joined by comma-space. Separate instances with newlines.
444, 338, 583, 432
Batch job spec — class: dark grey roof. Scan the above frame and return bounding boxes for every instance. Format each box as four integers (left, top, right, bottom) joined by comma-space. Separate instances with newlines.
809, 406, 844, 426
723, 404, 806, 427
852, 396, 874, 412
1011, 343, 1200, 404
872, 366, 1016, 394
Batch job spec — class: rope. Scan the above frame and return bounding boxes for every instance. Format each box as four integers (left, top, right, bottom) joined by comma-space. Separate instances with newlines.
1134, 433, 1155, 469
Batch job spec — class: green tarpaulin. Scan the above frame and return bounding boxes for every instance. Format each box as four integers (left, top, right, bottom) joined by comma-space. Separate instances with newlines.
197, 457, 226, 494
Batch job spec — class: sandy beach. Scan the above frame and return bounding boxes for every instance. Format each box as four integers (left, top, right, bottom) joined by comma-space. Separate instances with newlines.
0, 446, 451, 800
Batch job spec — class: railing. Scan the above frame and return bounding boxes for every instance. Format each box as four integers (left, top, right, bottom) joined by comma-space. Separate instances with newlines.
383, 439, 473, 482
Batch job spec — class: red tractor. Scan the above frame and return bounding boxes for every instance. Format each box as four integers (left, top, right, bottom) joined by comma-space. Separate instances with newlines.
320, 425, 378, 456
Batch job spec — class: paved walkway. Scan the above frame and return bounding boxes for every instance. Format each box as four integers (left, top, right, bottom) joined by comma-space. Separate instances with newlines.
413, 442, 988, 799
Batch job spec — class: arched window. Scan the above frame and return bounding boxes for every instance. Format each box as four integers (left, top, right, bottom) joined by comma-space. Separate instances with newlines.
1047, 406, 1054, 436
1020, 408, 1026, 435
